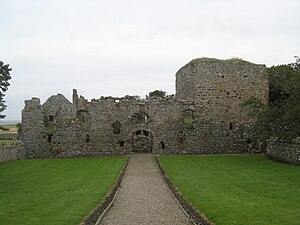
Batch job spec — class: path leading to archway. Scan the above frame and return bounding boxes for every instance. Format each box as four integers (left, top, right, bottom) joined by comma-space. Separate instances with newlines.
99, 153, 193, 225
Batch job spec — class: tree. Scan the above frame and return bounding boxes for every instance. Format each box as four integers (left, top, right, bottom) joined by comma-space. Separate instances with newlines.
243, 57, 300, 140
146, 90, 166, 99
16, 123, 22, 134
0, 61, 12, 130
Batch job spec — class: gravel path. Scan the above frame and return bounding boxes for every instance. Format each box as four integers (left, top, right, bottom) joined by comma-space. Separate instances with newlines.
99, 153, 193, 225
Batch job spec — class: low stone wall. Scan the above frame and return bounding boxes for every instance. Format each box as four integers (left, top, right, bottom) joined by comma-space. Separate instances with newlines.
0, 133, 18, 140
267, 139, 300, 165
0, 142, 25, 163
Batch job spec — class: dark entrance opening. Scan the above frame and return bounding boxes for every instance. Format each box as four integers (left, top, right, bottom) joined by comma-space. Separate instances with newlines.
132, 130, 153, 152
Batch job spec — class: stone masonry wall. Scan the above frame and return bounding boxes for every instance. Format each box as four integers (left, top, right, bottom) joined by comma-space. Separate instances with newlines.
22, 98, 49, 158
22, 58, 267, 157
176, 58, 268, 123
0, 142, 25, 163
43, 94, 76, 125
267, 139, 300, 164
23, 94, 256, 157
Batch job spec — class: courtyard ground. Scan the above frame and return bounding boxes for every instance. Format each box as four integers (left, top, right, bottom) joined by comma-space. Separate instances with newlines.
99, 153, 193, 225
159, 155, 300, 225
0, 157, 126, 225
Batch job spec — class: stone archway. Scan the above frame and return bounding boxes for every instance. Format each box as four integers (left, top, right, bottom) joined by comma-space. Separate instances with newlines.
132, 130, 153, 152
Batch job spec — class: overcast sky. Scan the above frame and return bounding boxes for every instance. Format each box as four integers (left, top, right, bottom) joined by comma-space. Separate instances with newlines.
1, 0, 299, 120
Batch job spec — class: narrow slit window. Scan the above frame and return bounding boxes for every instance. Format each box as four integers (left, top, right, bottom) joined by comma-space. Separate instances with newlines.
179, 137, 183, 144
48, 134, 53, 143
119, 141, 125, 147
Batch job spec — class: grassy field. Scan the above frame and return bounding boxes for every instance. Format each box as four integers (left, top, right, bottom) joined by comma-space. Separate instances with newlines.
0, 124, 17, 134
0, 140, 17, 144
159, 155, 300, 225
0, 157, 126, 225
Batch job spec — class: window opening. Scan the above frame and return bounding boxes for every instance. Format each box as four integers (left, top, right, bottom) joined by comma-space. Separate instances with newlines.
112, 121, 121, 134
48, 134, 53, 143
179, 137, 183, 144
119, 141, 125, 147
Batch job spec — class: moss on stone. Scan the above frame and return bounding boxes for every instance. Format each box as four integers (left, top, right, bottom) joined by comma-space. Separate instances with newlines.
190, 57, 255, 65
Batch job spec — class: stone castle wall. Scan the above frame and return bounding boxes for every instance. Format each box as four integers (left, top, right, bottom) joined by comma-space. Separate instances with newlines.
176, 58, 268, 122
22, 58, 268, 158
49, 96, 185, 157
42, 94, 76, 125
267, 139, 300, 164
22, 98, 47, 158
0, 142, 25, 163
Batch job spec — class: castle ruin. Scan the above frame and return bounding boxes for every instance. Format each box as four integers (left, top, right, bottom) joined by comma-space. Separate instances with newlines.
22, 58, 268, 158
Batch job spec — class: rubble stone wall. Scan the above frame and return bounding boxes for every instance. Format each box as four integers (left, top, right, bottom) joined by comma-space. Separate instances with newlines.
22, 98, 49, 158
176, 58, 268, 122
42, 94, 76, 124
267, 140, 300, 164
21, 58, 267, 158
0, 142, 25, 163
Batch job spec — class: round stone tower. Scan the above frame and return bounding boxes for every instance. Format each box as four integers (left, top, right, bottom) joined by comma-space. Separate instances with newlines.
175, 58, 269, 122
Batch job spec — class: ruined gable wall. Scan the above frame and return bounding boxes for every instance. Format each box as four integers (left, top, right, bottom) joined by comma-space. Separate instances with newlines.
22, 98, 49, 158
42, 94, 76, 124
147, 97, 185, 153
88, 97, 139, 155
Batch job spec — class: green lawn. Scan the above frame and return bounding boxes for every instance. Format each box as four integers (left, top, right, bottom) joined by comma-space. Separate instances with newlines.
0, 140, 17, 144
159, 155, 300, 225
0, 157, 126, 225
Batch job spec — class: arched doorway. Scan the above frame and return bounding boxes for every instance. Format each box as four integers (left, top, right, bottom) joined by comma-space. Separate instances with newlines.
132, 130, 153, 152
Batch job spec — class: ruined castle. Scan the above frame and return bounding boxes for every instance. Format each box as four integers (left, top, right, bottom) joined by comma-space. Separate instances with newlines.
22, 58, 268, 158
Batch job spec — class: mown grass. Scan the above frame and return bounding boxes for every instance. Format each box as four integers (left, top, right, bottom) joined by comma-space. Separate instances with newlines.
0, 140, 17, 144
159, 155, 300, 225
0, 157, 126, 225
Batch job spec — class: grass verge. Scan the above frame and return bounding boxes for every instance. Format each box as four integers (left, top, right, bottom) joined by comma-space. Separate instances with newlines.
0, 140, 17, 144
159, 155, 300, 225
0, 157, 126, 225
